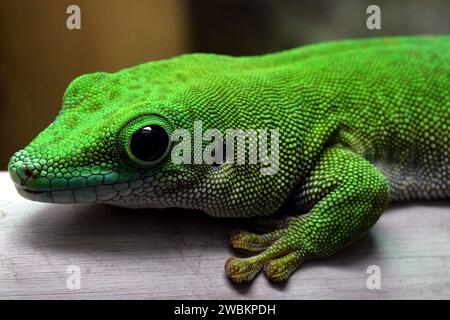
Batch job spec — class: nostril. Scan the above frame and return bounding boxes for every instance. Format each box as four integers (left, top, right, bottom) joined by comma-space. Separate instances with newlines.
14, 165, 39, 183
24, 168, 33, 177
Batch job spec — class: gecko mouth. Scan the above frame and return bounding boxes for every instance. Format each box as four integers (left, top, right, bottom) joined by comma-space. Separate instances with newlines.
14, 184, 98, 204
12, 180, 133, 204
8, 152, 158, 206
17, 187, 46, 195
8, 158, 146, 204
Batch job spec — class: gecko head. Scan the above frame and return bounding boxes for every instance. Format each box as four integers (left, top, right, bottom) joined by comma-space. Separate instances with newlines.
8, 55, 276, 214
7, 64, 188, 208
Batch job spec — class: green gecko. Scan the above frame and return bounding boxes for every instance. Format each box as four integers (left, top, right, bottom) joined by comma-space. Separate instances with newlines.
8, 36, 450, 282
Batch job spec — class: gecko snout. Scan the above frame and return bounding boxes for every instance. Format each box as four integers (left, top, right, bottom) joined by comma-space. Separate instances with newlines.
8, 152, 38, 185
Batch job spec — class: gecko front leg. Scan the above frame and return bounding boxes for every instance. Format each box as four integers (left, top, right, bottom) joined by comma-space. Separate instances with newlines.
225, 146, 389, 282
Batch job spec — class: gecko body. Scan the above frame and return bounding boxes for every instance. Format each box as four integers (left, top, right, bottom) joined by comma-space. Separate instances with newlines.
8, 36, 450, 282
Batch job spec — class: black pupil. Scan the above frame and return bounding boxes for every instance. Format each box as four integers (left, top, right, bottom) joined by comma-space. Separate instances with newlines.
130, 125, 169, 162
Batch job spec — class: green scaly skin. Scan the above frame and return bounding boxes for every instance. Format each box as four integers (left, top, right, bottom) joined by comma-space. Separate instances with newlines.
8, 36, 450, 282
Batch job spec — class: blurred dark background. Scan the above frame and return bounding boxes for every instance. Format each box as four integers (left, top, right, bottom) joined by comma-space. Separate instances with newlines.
0, 0, 449, 168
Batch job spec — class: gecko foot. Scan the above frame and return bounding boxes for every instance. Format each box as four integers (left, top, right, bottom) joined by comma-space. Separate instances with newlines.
226, 221, 307, 283
225, 237, 304, 282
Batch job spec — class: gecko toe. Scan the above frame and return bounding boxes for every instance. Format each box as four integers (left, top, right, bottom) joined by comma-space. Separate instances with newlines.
263, 250, 305, 282
229, 229, 286, 253
225, 257, 263, 283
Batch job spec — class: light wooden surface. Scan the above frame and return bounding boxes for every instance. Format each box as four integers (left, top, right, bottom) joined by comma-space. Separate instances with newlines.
0, 171, 449, 299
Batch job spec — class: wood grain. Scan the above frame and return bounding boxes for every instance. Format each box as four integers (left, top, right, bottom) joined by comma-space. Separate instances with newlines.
0, 171, 449, 299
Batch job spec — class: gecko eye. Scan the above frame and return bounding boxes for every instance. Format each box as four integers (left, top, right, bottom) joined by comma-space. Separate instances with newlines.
130, 125, 169, 162
118, 114, 173, 168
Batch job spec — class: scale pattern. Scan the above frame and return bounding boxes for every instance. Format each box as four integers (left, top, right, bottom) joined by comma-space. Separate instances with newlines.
8, 36, 450, 282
